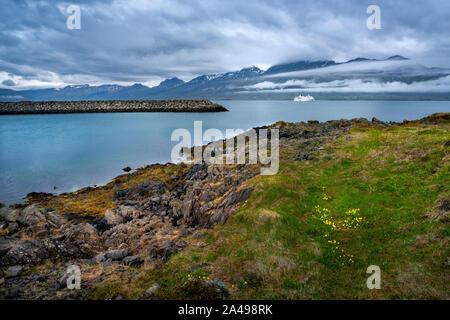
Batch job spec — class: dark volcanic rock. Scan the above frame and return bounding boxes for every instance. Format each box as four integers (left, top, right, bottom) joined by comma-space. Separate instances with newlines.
439, 200, 450, 211
183, 163, 208, 180
209, 188, 253, 225
113, 179, 168, 201
105, 249, 128, 261
294, 151, 314, 161
123, 255, 144, 267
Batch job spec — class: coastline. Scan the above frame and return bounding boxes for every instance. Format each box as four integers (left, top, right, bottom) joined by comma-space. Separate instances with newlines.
0, 113, 448, 300
0, 99, 228, 115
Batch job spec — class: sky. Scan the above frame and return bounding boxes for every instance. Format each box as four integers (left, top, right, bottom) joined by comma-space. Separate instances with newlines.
1, 0, 449, 90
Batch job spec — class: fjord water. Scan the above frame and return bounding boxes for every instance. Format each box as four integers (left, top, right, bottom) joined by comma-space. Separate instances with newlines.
1, 100, 449, 205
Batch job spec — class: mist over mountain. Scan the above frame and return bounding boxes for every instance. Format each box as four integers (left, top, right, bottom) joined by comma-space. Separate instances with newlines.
1, 56, 449, 101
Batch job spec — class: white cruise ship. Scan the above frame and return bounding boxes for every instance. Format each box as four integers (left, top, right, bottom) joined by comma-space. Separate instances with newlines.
293, 94, 315, 102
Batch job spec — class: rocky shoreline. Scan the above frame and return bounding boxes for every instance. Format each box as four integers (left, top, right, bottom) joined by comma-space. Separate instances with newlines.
0, 113, 447, 300
0, 100, 228, 114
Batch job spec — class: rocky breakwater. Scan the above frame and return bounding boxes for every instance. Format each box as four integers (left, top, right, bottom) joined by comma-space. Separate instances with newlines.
0, 99, 228, 114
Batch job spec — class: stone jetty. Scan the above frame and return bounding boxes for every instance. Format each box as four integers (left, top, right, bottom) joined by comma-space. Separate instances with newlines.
0, 100, 228, 114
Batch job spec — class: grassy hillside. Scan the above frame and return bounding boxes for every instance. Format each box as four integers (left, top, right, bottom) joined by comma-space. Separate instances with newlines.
88, 116, 449, 299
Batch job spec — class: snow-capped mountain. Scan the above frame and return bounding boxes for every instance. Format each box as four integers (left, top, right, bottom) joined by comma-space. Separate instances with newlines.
1, 56, 449, 101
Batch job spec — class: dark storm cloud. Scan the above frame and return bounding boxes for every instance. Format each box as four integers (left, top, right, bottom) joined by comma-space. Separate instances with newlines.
0, 0, 449, 89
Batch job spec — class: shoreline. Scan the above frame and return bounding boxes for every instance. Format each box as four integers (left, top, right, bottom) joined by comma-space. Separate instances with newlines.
0, 99, 228, 115
0, 113, 448, 300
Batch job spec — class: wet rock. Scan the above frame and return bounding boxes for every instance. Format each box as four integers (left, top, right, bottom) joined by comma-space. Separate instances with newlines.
105, 249, 128, 261
6, 265, 23, 278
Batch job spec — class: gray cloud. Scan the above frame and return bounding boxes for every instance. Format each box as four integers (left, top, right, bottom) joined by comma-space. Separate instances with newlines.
0, 0, 449, 89
1, 79, 16, 86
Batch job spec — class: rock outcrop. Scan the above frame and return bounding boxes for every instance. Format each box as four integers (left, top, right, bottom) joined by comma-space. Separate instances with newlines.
0, 115, 402, 299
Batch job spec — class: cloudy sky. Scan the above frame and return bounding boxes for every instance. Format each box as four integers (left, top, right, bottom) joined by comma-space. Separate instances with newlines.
1, 0, 449, 90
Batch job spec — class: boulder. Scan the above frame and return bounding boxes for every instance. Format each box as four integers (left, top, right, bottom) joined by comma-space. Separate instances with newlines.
183, 163, 208, 180
53, 223, 101, 259
0, 206, 21, 223
213, 278, 230, 298
0, 239, 49, 267
145, 283, 160, 295
210, 188, 252, 225
20, 204, 46, 226
45, 211, 66, 227
6, 222, 19, 234
104, 209, 124, 226
123, 255, 144, 267
105, 249, 128, 261
93, 253, 106, 263
6, 265, 23, 278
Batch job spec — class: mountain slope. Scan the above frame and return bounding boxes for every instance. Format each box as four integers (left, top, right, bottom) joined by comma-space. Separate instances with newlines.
1, 56, 449, 101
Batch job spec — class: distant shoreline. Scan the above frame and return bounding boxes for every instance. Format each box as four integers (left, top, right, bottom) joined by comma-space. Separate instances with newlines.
0, 99, 228, 115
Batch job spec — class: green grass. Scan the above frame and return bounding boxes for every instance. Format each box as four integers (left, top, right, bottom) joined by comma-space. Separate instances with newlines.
90, 121, 449, 300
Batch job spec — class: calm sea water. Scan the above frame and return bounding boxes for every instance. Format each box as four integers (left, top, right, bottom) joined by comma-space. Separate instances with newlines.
1, 100, 449, 205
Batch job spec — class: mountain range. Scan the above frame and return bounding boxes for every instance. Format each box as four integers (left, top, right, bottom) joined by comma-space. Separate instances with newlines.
1, 55, 450, 101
